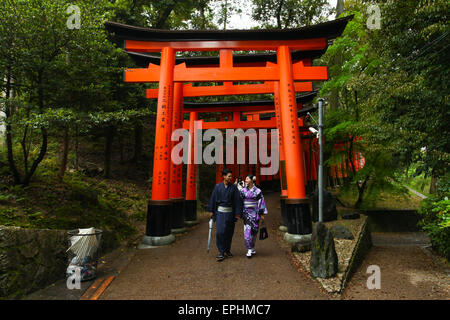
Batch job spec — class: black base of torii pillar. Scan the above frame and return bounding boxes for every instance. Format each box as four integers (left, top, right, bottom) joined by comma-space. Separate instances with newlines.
184, 200, 198, 226
283, 198, 312, 244
279, 195, 288, 232
170, 197, 186, 234
139, 200, 175, 248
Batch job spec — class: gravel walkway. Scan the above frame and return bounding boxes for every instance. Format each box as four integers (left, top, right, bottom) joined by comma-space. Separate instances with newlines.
100, 192, 327, 300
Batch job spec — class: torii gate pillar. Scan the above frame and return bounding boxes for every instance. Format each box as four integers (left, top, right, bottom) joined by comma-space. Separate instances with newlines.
184, 111, 199, 226
141, 47, 176, 247
273, 81, 289, 232
277, 45, 312, 244
169, 82, 186, 233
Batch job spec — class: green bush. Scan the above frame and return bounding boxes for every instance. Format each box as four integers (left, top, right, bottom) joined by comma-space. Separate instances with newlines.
418, 175, 450, 261
0, 193, 14, 204
67, 180, 100, 205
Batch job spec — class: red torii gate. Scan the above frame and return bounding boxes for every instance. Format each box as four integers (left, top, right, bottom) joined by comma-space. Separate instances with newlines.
173, 89, 318, 239
127, 49, 325, 235
127, 47, 321, 236
105, 16, 352, 247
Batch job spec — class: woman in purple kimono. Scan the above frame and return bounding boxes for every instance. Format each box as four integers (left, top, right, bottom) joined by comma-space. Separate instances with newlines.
237, 174, 268, 258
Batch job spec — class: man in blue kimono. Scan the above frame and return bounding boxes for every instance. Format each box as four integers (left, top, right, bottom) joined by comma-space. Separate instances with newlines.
208, 168, 242, 261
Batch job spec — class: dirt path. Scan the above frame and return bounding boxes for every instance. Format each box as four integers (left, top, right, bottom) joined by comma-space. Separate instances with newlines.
342, 232, 450, 300
100, 192, 327, 300
405, 186, 428, 199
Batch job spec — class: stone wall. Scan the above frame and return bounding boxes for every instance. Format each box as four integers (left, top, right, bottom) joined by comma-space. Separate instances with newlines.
362, 210, 420, 232
0, 226, 68, 299
341, 218, 373, 290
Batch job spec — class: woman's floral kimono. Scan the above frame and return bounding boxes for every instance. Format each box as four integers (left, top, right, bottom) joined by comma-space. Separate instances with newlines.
238, 185, 268, 249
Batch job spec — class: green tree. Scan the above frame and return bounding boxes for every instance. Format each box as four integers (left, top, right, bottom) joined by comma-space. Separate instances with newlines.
251, 0, 333, 29
0, 0, 107, 185
319, 9, 405, 207
214, 0, 242, 30
0, 0, 152, 184
365, 0, 449, 192
319, 0, 449, 208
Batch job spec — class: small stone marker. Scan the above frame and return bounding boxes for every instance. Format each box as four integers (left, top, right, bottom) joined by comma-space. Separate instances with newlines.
342, 212, 360, 220
330, 224, 354, 240
310, 222, 338, 278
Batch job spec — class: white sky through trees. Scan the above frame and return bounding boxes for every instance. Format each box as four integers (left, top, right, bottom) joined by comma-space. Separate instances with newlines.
215, 0, 338, 29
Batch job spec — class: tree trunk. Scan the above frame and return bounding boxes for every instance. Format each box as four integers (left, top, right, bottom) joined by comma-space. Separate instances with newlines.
354, 178, 368, 209
329, 0, 345, 111
420, 173, 427, 192
104, 125, 116, 179
348, 137, 356, 177
200, 4, 206, 29
336, 0, 344, 17
4, 68, 22, 184
132, 123, 143, 164
154, 4, 176, 28
20, 98, 33, 176
404, 165, 409, 184
223, 0, 228, 30
21, 72, 49, 186
118, 132, 124, 164
429, 169, 438, 194
75, 123, 79, 171
21, 124, 30, 176
22, 127, 48, 186
57, 124, 70, 182
276, 0, 284, 29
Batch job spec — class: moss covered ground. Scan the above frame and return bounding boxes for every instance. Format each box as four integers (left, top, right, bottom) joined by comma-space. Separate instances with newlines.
0, 141, 149, 249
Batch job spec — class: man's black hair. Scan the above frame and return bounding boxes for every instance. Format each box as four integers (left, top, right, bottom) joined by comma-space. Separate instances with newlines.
222, 168, 232, 176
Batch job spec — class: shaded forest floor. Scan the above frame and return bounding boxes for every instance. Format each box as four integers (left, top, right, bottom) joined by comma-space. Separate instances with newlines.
0, 137, 153, 250
0, 128, 218, 252
331, 183, 423, 211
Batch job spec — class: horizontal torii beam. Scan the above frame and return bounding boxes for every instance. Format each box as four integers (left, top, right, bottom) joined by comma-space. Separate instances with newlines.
181, 118, 309, 130
183, 105, 274, 113
146, 82, 313, 98
125, 61, 327, 83
180, 91, 317, 113
124, 38, 327, 52
242, 110, 278, 116
182, 104, 295, 113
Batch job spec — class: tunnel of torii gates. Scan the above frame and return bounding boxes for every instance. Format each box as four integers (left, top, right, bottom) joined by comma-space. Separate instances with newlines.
105, 15, 357, 247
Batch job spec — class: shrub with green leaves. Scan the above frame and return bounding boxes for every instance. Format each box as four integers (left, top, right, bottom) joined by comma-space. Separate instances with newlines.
418, 175, 450, 261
